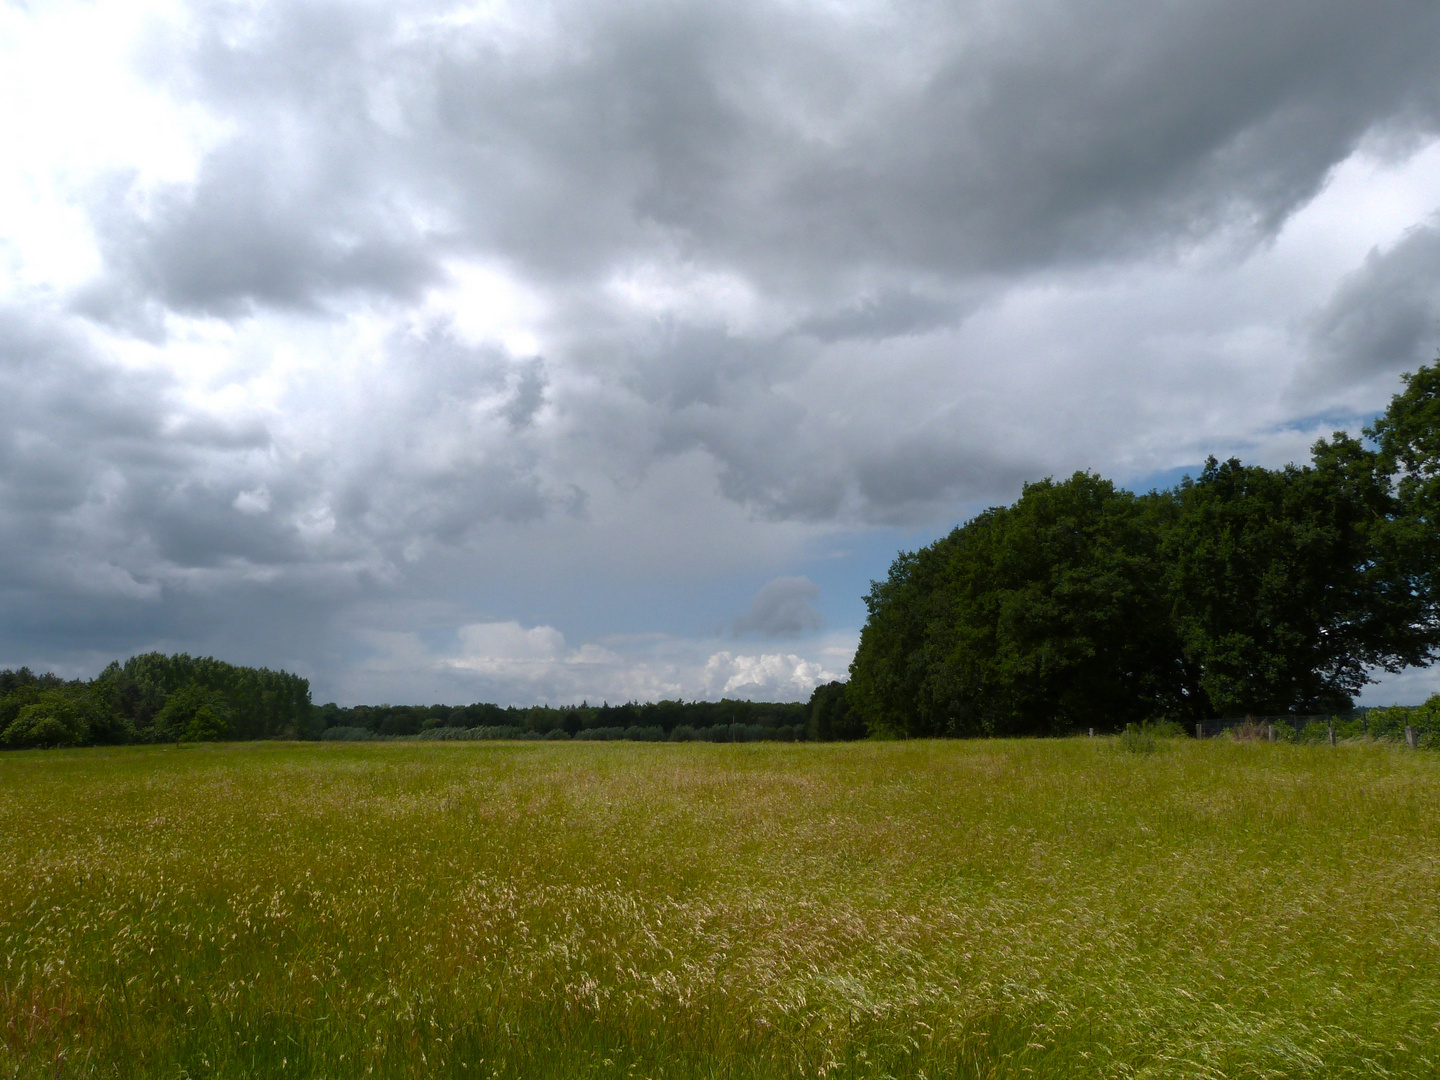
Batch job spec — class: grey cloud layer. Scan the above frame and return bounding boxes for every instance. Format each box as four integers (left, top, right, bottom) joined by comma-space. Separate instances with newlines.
69, 0, 1440, 520
103, 0, 1440, 304
6, 0, 1440, 700
733, 577, 823, 638
1313, 220, 1440, 377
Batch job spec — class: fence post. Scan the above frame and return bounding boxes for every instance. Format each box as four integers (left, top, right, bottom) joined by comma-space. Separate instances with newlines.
1196, 723, 1204, 740
1088, 728, 1094, 737
1265, 723, 1275, 742
1406, 725, 1418, 749
1328, 724, 1336, 746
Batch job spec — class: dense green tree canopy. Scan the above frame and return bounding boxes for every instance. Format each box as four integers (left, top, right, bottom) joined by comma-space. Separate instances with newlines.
0, 655, 313, 749
805, 681, 867, 741
849, 363, 1440, 735
1368, 364, 1440, 645
848, 473, 1185, 735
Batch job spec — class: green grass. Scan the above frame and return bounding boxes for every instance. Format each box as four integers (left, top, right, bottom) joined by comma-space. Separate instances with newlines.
2, 739, 1438, 1079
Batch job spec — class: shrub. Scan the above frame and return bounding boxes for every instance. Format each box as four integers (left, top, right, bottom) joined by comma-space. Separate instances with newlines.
1, 691, 92, 748
1117, 718, 1187, 752
1119, 722, 1157, 754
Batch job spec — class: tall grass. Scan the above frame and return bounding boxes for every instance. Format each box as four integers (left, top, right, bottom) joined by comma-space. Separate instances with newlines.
2, 738, 1438, 1078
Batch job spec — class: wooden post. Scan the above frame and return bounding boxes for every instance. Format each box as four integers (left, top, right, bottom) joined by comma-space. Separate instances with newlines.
1328, 724, 1336, 746
1406, 725, 1418, 749
1088, 728, 1094, 737
1196, 723, 1204, 740
1265, 723, 1275, 742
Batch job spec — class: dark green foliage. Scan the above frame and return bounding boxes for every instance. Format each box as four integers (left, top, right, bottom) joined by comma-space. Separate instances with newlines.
319, 725, 380, 741
154, 684, 233, 742
0, 682, 123, 748
849, 473, 1185, 736
805, 681, 867, 740
1163, 444, 1432, 715
0, 653, 311, 750
0, 666, 66, 695
1, 689, 91, 747
1358, 695, 1440, 745
849, 363, 1440, 734
314, 697, 810, 741
95, 653, 314, 741
0, 669, 827, 749
1367, 364, 1440, 651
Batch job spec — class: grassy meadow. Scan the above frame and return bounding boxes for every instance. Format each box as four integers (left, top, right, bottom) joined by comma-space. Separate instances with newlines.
2, 738, 1438, 1079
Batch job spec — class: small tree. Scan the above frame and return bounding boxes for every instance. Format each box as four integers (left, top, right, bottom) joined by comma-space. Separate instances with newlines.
1, 690, 92, 748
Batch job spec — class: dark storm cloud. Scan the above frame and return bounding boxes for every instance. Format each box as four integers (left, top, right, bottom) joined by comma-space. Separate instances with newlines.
501, 359, 548, 430
0, 308, 318, 609
855, 436, 1043, 522
54, 0, 1440, 533
0, 302, 558, 598
1311, 220, 1440, 377
80, 140, 442, 321
799, 290, 961, 343
416, 0, 1440, 281
82, 0, 1440, 311
0, 307, 167, 522
732, 577, 823, 638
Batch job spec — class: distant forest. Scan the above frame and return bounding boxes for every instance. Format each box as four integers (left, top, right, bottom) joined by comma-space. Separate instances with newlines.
0, 652, 864, 749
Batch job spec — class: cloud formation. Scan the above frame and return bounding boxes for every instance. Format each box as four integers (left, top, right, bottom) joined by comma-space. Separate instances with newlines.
345, 620, 850, 705
3, 0, 1440, 703
732, 577, 823, 638
1312, 220, 1440, 377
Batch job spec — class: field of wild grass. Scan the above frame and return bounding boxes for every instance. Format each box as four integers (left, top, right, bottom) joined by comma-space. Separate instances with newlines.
2, 739, 1438, 1079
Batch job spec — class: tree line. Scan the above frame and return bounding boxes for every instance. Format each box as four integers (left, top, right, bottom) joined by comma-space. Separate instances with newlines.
314, 696, 842, 741
0, 653, 314, 748
847, 363, 1440, 736
0, 656, 866, 748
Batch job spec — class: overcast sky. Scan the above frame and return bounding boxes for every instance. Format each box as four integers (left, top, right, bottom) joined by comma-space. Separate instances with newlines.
4, 0, 1440, 706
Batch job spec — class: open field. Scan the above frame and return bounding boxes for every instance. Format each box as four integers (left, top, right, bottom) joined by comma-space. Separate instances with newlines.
2, 739, 1438, 1079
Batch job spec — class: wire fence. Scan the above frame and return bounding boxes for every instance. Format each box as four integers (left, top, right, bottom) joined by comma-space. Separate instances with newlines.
1195, 705, 1436, 747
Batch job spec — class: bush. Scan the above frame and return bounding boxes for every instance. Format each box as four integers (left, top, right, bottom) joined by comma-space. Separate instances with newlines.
1365, 706, 1412, 739
1119, 722, 1157, 754
184, 704, 230, 742
1, 691, 92, 748
1119, 718, 1184, 753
